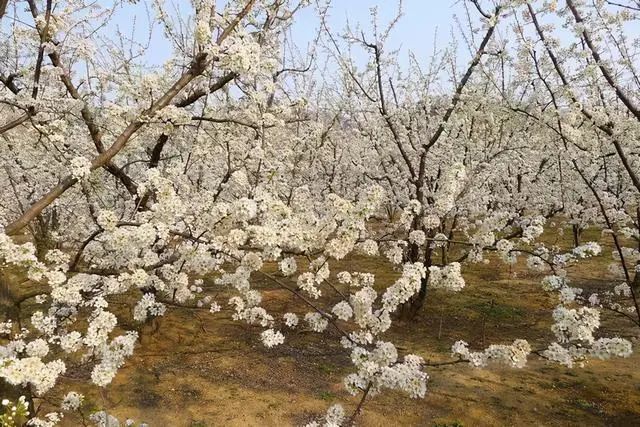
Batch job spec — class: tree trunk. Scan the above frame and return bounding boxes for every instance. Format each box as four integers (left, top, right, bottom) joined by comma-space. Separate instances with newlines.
398, 272, 430, 320
0, 270, 18, 323
398, 241, 433, 320
572, 224, 581, 248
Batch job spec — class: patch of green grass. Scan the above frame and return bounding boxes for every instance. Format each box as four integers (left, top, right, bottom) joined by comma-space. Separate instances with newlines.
317, 390, 336, 401
435, 341, 452, 353
570, 398, 604, 415
317, 363, 334, 374
472, 300, 524, 321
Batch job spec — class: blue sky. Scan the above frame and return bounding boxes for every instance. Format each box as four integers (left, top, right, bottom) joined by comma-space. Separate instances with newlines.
290, 0, 465, 64
105, 0, 465, 68
90, 0, 640, 81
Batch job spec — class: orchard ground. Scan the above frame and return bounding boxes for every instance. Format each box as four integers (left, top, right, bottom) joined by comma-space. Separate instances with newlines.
38, 223, 640, 426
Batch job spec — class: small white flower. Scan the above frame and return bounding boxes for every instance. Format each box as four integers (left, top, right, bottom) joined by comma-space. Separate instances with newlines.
69, 156, 92, 180
260, 329, 285, 348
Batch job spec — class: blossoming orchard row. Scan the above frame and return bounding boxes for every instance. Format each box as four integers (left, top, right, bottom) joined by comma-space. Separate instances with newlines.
0, 0, 639, 425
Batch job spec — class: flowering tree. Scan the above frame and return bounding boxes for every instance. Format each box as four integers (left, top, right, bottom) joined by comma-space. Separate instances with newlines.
496, 0, 640, 365
318, 0, 558, 319
0, 0, 639, 425
310, 0, 637, 372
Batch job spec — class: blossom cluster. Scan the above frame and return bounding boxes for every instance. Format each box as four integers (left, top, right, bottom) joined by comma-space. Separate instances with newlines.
452, 340, 531, 368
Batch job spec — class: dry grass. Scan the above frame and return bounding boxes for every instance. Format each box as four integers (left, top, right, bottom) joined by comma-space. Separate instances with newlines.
33, 223, 640, 426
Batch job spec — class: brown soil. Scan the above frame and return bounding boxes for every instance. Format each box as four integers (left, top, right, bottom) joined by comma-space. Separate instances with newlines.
37, 225, 640, 426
